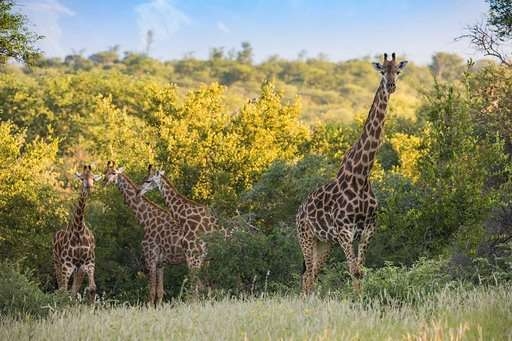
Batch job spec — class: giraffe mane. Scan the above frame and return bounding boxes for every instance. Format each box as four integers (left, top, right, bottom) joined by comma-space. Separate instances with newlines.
119, 173, 173, 214
160, 174, 207, 207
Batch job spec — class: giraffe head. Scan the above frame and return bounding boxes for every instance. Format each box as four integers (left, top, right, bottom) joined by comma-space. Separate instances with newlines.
103, 160, 125, 185
372, 53, 408, 94
138, 164, 164, 196
75, 165, 102, 192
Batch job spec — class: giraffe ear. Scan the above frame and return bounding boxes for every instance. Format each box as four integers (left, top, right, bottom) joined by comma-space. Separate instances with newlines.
158, 170, 165, 176
117, 167, 125, 174
75, 172, 82, 179
398, 60, 408, 70
93, 174, 103, 181
372, 62, 384, 72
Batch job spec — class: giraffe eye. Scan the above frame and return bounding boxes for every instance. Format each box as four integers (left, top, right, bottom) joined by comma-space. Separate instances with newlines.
380, 71, 384, 75
397, 71, 401, 75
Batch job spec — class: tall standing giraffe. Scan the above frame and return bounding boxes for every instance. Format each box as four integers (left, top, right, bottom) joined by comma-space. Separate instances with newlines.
296, 53, 408, 295
138, 165, 222, 290
103, 161, 206, 305
53, 165, 102, 302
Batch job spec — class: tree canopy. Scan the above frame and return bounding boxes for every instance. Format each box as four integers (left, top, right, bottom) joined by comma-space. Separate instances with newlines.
0, 0, 41, 64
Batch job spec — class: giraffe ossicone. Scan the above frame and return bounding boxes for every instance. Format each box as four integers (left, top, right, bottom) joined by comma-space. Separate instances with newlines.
296, 52, 408, 295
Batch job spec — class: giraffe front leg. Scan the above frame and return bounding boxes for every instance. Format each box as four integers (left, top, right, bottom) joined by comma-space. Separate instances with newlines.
356, 220, 377, 278
156, 267, 164, 305
83, 263, 96, 303
337, 234, 360, 293
54, 260, 63, 291
71, 268, 85, 299
185, 249, 205, 300
60, 265, 74, 293
147, 265, 157, 307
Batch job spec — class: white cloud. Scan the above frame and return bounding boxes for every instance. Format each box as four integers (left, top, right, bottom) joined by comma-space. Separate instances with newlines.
18, 0, 75, 56
135, 0, 190, 48
216, 21, 230, 33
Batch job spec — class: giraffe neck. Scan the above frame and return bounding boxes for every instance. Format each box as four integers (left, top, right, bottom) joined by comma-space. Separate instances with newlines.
115, 174, 154, 225
337, 79, 389, 179
68, 187, 89, 233
159, 176, 196, 217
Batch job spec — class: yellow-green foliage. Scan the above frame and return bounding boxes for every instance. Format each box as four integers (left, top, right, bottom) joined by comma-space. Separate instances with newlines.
389, 132, 423, 181
155, 81, 308, 203
0, 122, 65, 270
0, 51, 510, 301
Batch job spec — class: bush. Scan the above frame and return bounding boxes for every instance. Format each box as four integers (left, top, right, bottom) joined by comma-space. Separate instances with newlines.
201, 227, 302, 295
0, 262, 70, 318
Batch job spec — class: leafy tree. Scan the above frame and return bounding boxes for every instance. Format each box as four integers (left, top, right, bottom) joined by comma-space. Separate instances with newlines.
237, 41, 253, 64
488, 0, 512, 39
0, 0, 41, 64
89, 45, 120, 65
0, 122, 64, 286
415, 84, 509, 256
429, 52, 465, 81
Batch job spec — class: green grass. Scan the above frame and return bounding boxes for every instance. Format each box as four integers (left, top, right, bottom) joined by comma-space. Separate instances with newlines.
1, 286, 511, 340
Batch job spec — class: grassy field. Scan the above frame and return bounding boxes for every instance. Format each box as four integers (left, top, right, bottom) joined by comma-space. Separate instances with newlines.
1, 286, 511, 340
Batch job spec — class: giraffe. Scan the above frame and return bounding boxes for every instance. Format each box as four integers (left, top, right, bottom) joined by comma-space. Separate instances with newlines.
53, 165, 102, 302
296, 53, 408, 295
137, 164, 222, 292
103, 161, 204, 305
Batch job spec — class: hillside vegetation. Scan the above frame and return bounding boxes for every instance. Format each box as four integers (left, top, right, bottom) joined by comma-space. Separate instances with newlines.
0, 46, 511, 303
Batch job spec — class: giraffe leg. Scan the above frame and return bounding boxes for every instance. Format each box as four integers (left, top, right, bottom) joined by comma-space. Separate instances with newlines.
60, 265, 74, 293
83, 263, 96, 303
54, 260, 63, 290
337, 233, 360, 292
312, 241, 331, 283
147, 266, 157, 307
356, 220, 377, 278
185, 248, 205, 299
71, 268, 85, 299
156, 267, 164, 305
298, 226, 316, 296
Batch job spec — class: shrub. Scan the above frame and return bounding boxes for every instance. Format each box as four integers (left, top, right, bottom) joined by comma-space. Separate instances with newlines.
0, 261, 70, 318
201, 227, 302, 295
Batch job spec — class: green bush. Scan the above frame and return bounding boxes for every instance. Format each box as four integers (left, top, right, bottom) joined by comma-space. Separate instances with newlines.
0, 262, 70, 318
201, 227, 302, 295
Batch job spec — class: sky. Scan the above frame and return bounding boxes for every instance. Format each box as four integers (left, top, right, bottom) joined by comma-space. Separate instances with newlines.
16, 0, 489, 64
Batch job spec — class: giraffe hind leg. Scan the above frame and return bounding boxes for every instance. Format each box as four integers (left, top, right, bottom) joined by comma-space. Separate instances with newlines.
297, 223, 317, 296
312, 241, 331, 283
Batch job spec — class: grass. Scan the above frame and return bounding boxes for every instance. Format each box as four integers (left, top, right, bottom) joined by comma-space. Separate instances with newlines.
1, 285, 511, 340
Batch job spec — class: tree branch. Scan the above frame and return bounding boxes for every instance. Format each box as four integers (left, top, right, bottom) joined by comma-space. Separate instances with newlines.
456, 23, 512, 67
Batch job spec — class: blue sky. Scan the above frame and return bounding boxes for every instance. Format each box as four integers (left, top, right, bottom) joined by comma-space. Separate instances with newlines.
17, 0, 489, 64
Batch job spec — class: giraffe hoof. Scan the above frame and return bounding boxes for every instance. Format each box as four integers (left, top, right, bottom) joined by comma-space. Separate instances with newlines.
85, 287, 96, 303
